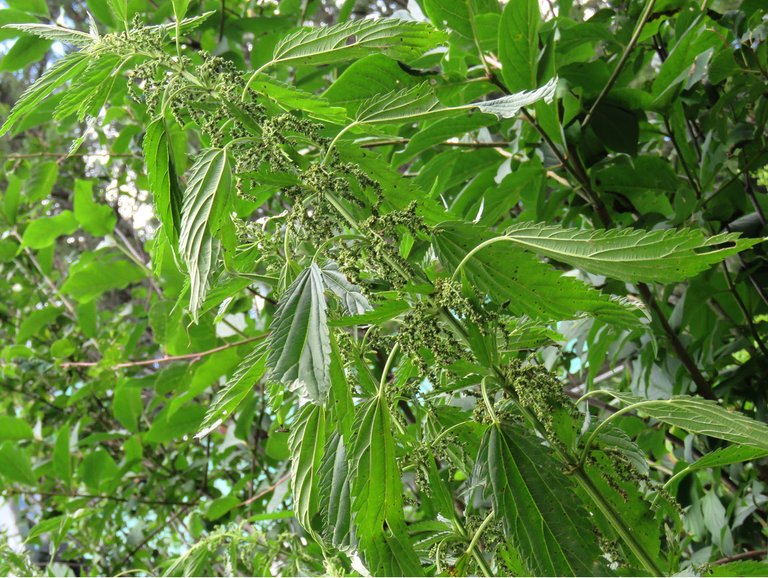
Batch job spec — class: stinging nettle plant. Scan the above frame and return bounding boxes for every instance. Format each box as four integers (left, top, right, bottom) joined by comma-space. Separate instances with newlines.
1, 0, 767, 576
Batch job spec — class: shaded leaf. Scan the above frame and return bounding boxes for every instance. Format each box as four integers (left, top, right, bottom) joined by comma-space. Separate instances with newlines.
267, 263, 331, 403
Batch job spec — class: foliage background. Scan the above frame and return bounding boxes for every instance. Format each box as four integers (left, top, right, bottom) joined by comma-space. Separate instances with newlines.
0, 0, 767, 575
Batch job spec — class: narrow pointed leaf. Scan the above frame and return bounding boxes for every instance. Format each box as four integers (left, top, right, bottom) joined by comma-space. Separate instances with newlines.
144, 117, 184, 245
0, 51, 89, 136
289, 404, 326, 533
196, 343, 268, 438
178, 148, 232, 319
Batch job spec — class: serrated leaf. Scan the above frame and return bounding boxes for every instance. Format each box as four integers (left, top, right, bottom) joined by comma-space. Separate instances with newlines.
474, 422, 609, 575
432, 221, 643, 326
350, 396, 403, 539
321, 262, 371, 316
144, 117, 184, 246
178, 148, 232, 320
594, 392, 768, 451
4, 23, 94, 46
350, 77, 557, 129
289, 404, 326, 533
317, 432, 352, 548
55, 54, 122, 121
197, 344, 268, 438
0, 50, 89, 135
502, 223, 764, 283
271, 18, 444, 68
267, 263, 331, 403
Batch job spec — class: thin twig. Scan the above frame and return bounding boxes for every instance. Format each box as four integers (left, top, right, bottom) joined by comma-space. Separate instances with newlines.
238, 473, 291, 508
712, 549, 767, 565
60, 334, 266, 369
582, 0, 656, 128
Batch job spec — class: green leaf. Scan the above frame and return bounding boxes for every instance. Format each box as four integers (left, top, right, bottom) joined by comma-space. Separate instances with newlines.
145, 405, 206, 444
289, 404, 326, 533
323, 54, 417, 111
0, 35, 51, 72
474, 422, 608, 575
593, 392, 768, 451
498, 0, 540, 92
708, 562, 768, 577
197, 344, 268, 438
0, 416, 33, 441
144, 117, 184, 245
62, 249, 145, 303
421, 0, 499, 40
21, 211, 78, 249
80, 448, 118, 492
350, 77, 557, 128
246, 78, 347, 123
172, 0, 191, 19
0, 51, 89, 136
107, 0, 129, 23
316, 432, 352, 547
0, 441, 36, 485
582, 450, 664, 572
432, 221, 643, 326
350, 396, 404, 539
53, 426, 72, 488
321, 262, 371, 316
6, 0, 48, 16
24, 161, 58, 202
74, 179, 116, 236
258, 18, 445, 69
16, 305, 61, 342
113, 383, 143, 433
501, 223, 763, 283
55, 54, 122, 121
395, 113, 496, 163
267, 263, 331, 403
178, 148, 232, 319
5, 23, 94, 46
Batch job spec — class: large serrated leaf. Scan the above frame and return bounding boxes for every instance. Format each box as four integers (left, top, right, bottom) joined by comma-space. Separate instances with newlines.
350, 77, 557, 128
4, 23, 95, 46
432, 221, 644, 327
267, 263, 331, 402
270, 18, 444, 67
178, 148, 232, 319
316, 431, 352, 548
289, 404, 326, 533
473, 422, 609, 575
196, 343, 268, 439
592, 392, 768, 451
350, 396, 403, 539
0, 50, 89, 136
144, 117, 184, 246
503, 223, 764, 283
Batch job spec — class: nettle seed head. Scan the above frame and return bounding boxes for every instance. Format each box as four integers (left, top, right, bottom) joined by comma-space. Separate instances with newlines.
502, 360, 578, 438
